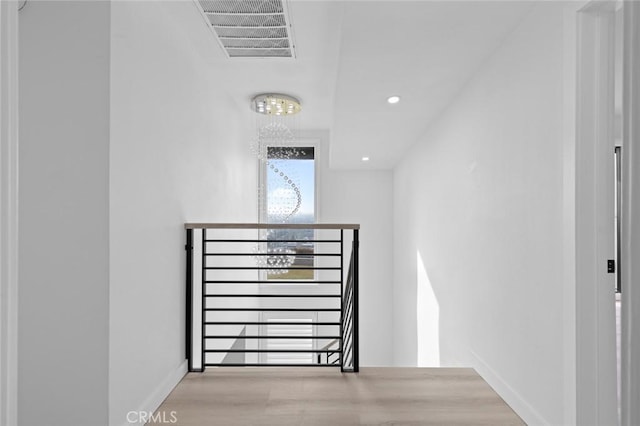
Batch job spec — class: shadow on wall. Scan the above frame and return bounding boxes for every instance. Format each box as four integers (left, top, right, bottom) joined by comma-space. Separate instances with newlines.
417, 251, 440, 366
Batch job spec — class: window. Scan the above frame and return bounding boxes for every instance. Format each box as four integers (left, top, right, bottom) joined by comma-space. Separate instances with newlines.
263, 146, 316, 280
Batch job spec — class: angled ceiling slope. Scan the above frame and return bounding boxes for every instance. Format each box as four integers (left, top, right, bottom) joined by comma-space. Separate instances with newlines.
330, 1, 535, 169
198, 0, 296, 58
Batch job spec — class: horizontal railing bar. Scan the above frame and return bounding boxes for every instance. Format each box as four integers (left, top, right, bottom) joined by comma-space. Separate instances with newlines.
204, 308, 341, 312
204, 294, 340, 298
204, 349, 341, 353
205, 253, 342, 257
204, 363, 338, 367
205, 239, 341, 243
204, 335, 341, 339
204, 266, 340, 270
186, 223, 360, 230
204, 321, 340, 326
205, 280, 341, 284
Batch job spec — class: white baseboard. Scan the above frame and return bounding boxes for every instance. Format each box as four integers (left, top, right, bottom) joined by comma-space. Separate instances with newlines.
469, 350, 549, 426
119, 360, 188, 426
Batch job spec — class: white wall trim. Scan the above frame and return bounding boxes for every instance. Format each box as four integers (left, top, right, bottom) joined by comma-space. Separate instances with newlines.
0, 1, 19, 425
575, 2, 619, 425
621, 2, 640, 424
117, 360, 187, 426
469, 351, 549, 426
561, 4, 588, 424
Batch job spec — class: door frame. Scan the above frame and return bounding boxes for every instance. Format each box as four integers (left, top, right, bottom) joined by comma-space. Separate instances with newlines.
620, 2, 640, 425
575, 2, 619, 425
0, 1, 19, 426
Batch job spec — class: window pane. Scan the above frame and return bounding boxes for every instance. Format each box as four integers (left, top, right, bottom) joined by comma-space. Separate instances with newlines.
266, 147, 315, 280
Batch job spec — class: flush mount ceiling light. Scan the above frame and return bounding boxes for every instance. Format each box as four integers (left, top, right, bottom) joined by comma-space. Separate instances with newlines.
251, 93, 302, 116
250, 92, 303, 226
387, 95, 401, 104
361, 156, 370, 162
249, 91, 302, 269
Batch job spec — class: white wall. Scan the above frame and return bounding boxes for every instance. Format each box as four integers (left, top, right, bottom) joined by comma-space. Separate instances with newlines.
393, 3, 569, 424
312, 130, 394, 366
109, 1, 257, 425
18, 2, 111, 425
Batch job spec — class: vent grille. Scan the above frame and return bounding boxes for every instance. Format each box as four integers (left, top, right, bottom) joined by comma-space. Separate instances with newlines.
207, 14, 286, 28
214, 26, 288, 39
221, 38, 289, 49
227, 48, 291, 57
200, 0, 283, 14
198, 0, 295, 58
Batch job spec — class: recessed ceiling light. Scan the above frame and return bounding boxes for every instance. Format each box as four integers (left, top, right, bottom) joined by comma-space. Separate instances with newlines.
362, 156, 370, 162
387, 96, 400, 104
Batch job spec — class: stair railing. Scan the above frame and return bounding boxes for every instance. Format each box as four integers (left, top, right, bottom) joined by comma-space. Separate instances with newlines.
184, 223, 359, 372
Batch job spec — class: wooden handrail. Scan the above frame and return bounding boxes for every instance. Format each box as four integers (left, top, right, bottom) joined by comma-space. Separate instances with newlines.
185, 223, 360, 230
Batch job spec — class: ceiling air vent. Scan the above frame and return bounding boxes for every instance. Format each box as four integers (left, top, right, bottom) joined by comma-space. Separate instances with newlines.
198, 0, 296, 59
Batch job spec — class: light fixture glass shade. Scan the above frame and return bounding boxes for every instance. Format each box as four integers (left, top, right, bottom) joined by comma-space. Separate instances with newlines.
251, 93, 302, 116
249, 92, 303, 274
250, 92, 303, 223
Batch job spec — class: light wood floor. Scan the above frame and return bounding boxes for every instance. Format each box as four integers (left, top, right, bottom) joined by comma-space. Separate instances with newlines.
151, 367, 525, 425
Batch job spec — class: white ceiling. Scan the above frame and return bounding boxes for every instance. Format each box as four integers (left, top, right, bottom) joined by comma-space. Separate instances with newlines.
199, 1, 535, 169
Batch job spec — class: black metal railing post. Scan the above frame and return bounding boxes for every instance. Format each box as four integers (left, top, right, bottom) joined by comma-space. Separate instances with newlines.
340, 236, 356, 372
186, 229, 193, 372
352, 229, 359, 372
200, 229, 206, 372
339, 229, 344, 372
